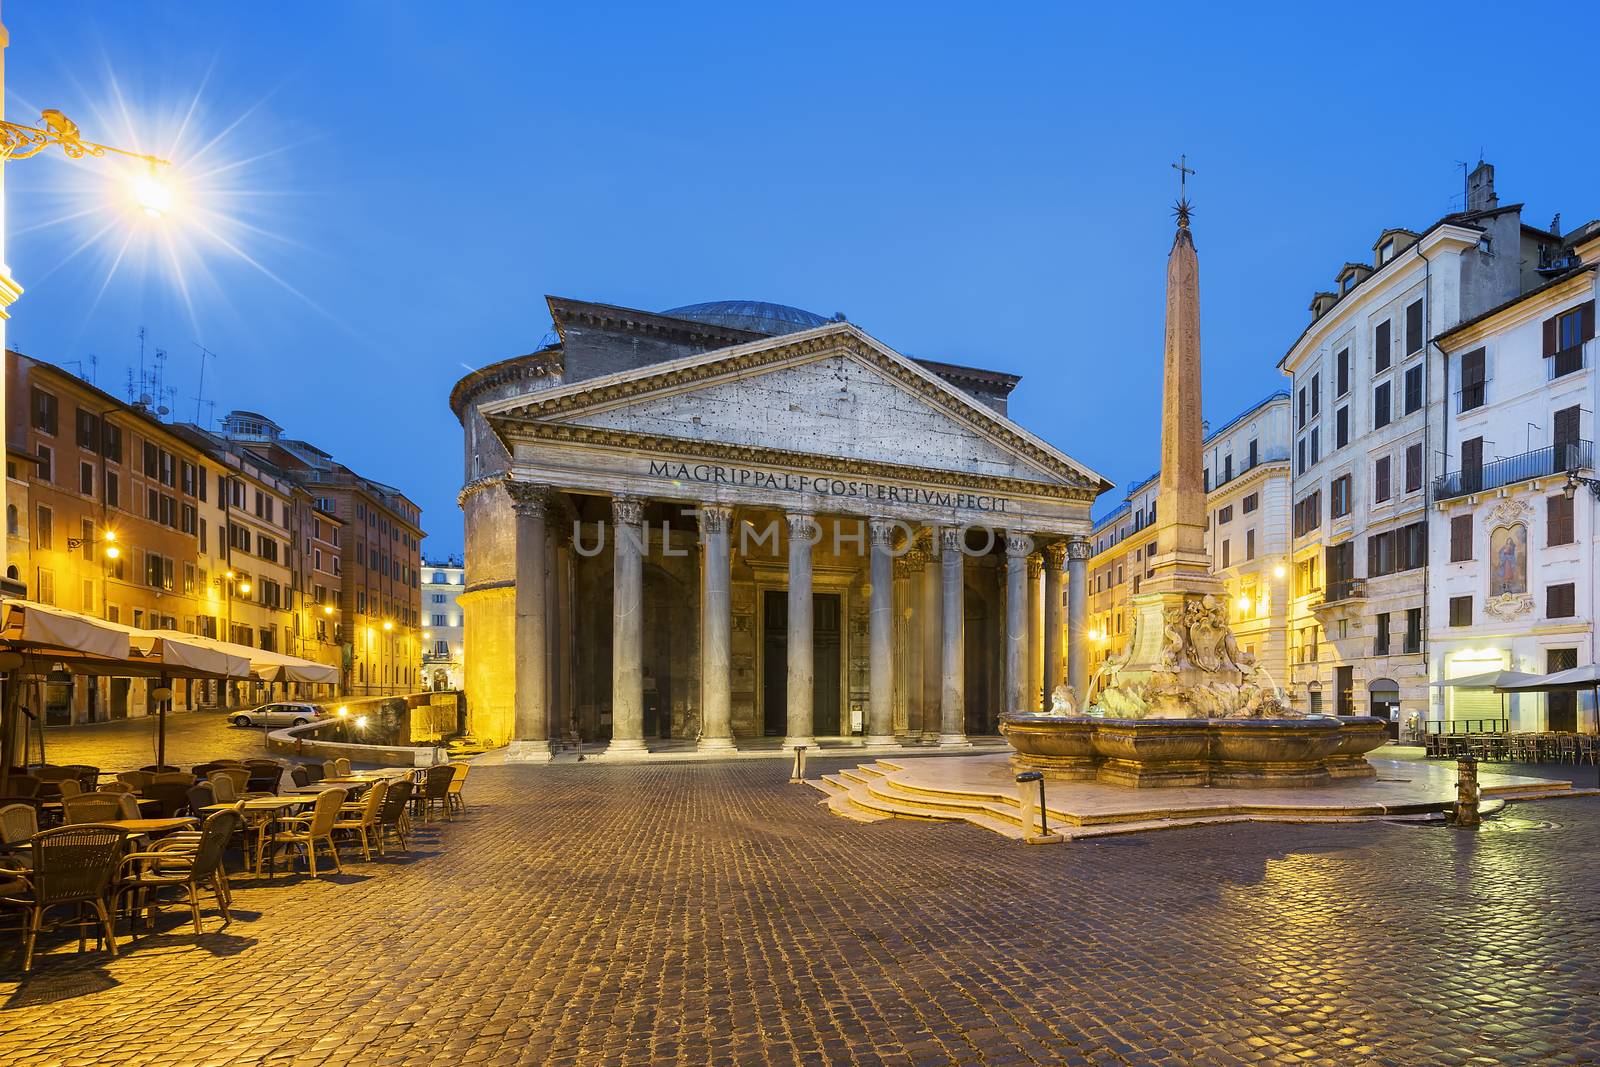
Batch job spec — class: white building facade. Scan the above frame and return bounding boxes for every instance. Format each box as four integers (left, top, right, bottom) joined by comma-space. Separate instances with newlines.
1278, 163, 1552, 727
422, 558, 465, 691
1428, 227, 1599, 733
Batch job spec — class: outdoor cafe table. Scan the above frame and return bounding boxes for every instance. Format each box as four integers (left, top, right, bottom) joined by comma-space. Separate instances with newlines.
200, 795, 319, 875
89, 817, 197, 836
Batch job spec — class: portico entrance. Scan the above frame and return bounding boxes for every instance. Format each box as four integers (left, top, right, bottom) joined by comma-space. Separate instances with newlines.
761, 590, 842, 737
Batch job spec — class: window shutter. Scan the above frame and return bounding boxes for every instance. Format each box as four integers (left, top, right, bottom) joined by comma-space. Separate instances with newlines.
1581, 300, 1596, 344
1543, 315, 1558, 356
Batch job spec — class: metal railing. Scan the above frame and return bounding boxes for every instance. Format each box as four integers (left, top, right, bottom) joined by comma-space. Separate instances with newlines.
1433, 440, 1593, 500
1548, 346, 1586, 380
1315, 578, 1366, 606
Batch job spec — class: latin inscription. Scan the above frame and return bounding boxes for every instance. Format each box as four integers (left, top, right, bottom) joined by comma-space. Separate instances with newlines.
648, 459, 1009, 513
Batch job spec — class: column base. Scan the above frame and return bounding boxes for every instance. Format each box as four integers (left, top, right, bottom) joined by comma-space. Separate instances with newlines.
920, 731, 942, 744
604, 738, 650, 757
864, 734, 898, 747
697, 736, 737, 754
939, 733, 972, 748
504, 740, 553, 763
782, 736, 816, 751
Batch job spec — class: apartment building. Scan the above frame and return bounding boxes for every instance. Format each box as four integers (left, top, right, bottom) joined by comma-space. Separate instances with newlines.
1278, 161, 1571, 725
1427, 223, 1599, 732
5, 352, 299, 721
421, 557, 464, 692
1087, 391, 1293, 691
214, 411, 425, 696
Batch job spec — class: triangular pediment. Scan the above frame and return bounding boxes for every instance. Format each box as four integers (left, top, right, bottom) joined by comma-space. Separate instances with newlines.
484, 323, 1110, 498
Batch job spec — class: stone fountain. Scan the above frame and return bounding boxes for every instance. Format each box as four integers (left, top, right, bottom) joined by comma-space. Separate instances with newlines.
1001, 197, 1385, 788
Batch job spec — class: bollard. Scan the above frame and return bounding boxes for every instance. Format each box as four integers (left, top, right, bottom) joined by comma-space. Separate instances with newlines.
1453, 754, 1481, 828
1014, 770, 1061, 843
790, 745, 808, 784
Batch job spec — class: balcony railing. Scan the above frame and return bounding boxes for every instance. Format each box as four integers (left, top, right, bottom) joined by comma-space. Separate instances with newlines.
1548, 346, 1587, 380
1432, 440, 1593, 501
1313, 578, 1365, 608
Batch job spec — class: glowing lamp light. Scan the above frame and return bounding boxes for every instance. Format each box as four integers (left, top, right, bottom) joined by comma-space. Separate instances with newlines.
382, 620, 393, 632
225, 570, 235, 580
422, 631, 432, 640
239, 580, 252, 595
104, 545, 120, 559
1237, 595, 1251, 612
323, 605, 334, 616
1272, 564, 1287, 580
130, 166, 173, 219
355, 715, 368, 729
103, 529, 117, 542
336, 706, 349, 718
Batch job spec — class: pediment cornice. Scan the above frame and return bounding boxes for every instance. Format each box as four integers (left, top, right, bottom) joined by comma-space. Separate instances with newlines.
485, 323, 1110, 495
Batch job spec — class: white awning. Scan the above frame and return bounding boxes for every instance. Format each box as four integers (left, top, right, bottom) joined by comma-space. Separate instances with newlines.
148, 631, 340, 685
1429, 670, 1542, 690
0, 599, 132, 661
1495, 664, 1600, 692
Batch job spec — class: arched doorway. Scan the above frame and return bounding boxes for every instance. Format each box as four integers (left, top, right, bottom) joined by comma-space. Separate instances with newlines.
1369, 678, 1400, 738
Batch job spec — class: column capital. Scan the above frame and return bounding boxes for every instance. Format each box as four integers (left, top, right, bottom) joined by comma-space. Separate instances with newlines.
1043, 541, 1068, 568
1066, 536, 1093, 563
786, 512, 818, 539
893, 555, 919, 579
505, 480, 551, 516
611, 495, 645, 527
938, 526, 964, 554
699, 504, 734, 536
1005, 532, 1034, 558
1026, 554, 1043, 579
868, 518, 898, 547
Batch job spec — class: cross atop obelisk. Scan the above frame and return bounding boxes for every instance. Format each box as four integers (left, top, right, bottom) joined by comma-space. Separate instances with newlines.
1171, 154, 1195, 229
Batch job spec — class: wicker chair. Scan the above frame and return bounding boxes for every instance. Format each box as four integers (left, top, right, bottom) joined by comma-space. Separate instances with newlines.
262, 789, 346, 878
333, 758, 352, 777
151, 772, 196, 788
333, 779, 387, 861
376, 779, 414, 855
63, 793, 129, 824
446, 762, 471, 815
63, 765, 101, 791
303, 763, 326, 784
186, 783, 217, 814
208, 768, 250, 795
321, 760, 339, 780
290, 765, 312, 788
57, 778, 83, 799
4, 824, 129, 971
116, 809, 242, 936
117, 771, 154, 792
1, 802, 39, 856
99, 780, 134, 794
7, 775, 41, 798
141, 782, 192, 819
416, 764, 455, 821
209, 776, 241, 804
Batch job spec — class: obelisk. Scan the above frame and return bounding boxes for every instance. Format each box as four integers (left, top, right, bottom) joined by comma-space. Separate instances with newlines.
1146, 199, 1219, 592
1112, 195, 1223, 683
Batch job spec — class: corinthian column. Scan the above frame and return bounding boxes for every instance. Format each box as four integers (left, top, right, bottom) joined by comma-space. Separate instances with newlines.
1026, 554, 1043, 712
1004, 532, 1031, 715
920, 543, 941, 741
784, 513, 817, 750
607, 496, 647, 755
939, 527, 967, 746
698, 504, 735, 753
1042, 541, 1066, 705
1067, 536, 1092, 700
867, 518, 896, 745
507, 482, 551, 762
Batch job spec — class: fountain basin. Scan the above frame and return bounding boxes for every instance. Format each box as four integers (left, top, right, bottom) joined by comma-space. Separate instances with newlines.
1000, 714, 1386, 788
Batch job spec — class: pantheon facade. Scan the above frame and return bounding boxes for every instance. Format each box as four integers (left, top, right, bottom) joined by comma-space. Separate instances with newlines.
451, 298, 1110, 758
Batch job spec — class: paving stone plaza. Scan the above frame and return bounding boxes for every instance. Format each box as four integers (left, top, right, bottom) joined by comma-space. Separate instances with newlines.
2, 735, 1598, 1066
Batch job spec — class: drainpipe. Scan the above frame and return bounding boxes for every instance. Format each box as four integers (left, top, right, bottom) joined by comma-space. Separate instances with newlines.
1417, 242, 1436, 715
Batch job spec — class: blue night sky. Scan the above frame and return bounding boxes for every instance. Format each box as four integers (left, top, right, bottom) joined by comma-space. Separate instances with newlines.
8, 2, 1599, 557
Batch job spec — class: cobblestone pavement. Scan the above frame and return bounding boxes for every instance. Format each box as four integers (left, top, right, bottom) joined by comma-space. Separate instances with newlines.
30, 710, 279, 773
1, 755, 1596, 1066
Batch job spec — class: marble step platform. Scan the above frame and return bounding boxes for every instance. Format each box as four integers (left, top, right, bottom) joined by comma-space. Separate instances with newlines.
808, 753, 1594, 842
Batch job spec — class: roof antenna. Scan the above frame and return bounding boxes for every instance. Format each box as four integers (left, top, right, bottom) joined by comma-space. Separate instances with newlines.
193, 343, 218, 424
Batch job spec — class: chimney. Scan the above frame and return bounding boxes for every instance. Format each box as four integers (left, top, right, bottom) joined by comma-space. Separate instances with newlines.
1465, 160, 1498, 213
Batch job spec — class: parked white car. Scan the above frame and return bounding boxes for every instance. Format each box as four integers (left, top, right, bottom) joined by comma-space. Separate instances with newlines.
230, 702, 325, 728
